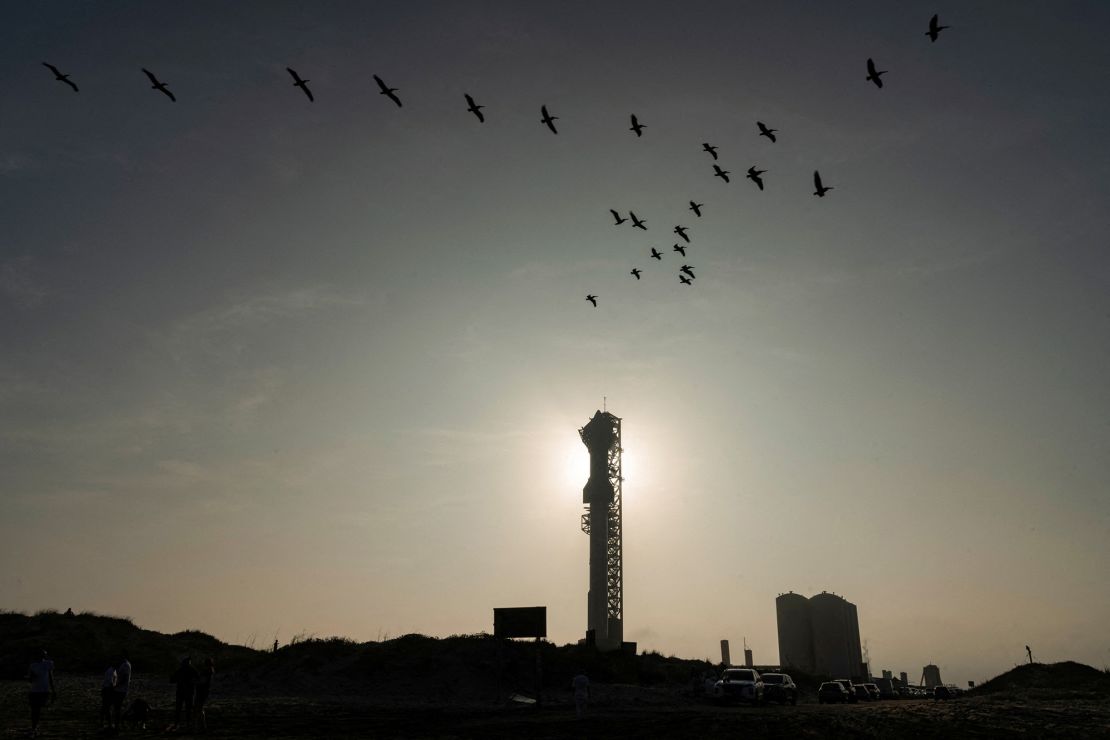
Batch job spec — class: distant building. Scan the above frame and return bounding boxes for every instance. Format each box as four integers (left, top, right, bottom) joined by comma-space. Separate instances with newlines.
921, 664, 943, 689
775, 591, 865, 679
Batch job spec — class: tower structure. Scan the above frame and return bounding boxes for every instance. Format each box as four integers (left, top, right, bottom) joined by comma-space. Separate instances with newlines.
579, 409, 623, 650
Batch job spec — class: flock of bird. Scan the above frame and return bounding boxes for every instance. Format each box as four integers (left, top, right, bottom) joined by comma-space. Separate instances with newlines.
36, 13, 951, 311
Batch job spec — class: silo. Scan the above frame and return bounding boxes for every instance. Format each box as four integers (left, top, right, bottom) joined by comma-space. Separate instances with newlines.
775, 592, 814, 673
809, 592, 863, 679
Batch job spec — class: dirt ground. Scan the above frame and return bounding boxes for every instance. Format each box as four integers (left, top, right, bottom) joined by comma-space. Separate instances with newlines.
3, 676, 1109, 739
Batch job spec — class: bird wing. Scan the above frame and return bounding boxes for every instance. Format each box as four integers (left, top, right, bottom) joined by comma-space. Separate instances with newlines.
286, 67, 301, 83
373, 75, 387, 92
814, 171, 823, 189
304, 86, 314, 102
465, 93, 475, 107
43, 62, 61, 75
867, 58, 877, 75
142, 68, 159, 85
389, 91, 402, 106
165, 89, 176, 102
930, 14, 939, 31
64, 78, 79, 92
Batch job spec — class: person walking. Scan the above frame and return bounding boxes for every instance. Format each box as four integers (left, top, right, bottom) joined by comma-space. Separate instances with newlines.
27, 650, 56, 738
170, 656, 200, 732
112, 651, 132, 730
100, 662, 117, 729
194, 657, 215, 733
571, 670, 590, 718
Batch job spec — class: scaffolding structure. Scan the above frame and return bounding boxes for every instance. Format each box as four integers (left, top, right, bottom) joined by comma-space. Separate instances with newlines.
579, 410, 623, 648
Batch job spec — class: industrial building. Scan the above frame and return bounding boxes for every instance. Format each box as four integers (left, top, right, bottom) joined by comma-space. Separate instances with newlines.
775, 591, 865, 679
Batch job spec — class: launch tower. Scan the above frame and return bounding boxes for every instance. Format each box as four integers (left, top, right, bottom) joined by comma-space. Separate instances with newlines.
579, 409, 623, 650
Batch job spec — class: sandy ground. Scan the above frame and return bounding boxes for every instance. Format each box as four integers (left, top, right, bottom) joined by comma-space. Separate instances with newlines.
3, 676, 1109, 739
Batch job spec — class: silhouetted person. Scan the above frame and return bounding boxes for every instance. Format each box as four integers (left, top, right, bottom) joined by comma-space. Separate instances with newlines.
142, 68, 175, 101
689, 201, 703, 217
629, 212, 647, 230
585, 294, 597, 307
273, 639, 279, 653
813, 170, 833, 197
170, 656, 200, 732
100, 662, 117, 729
650, 248, 663, 260
465, 93, 484, 122
112, 651, 132, 730
28, 649, 55, 738
866, 58, 887, 88
673, 243, 686, 256
629, 113, 645, 137
609, 209, 627, 225
713, 164, 730, 182
926, 14, 949, 42
747, 167, 766, 190
540, 105, 558, 134
374, 74, 402, 107
195, 657, 215, 732
43, 63, 79, 92
630, 268, 642, 280
702, 142, 718, 160
572, 671, 590, 717
757, 121, 777, 142
286, 67, 313, 101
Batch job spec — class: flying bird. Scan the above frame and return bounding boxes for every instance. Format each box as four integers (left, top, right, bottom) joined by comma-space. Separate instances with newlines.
650, 248, 663, 261
42, 63, 78, 93
866, 58, 887, 88
142, 68, 175, 101
540, 105, 558, 134
673, 244, 686, 256
679, 275, 693, 285
286, 67, 313, 102
926, 14, 949, 42
680, 264, 696, 279
702, 142, 719, 160
609, 209, 628, 226
813, 170, 833, 197
629, 212, 647, 230
756, 121, 777, 142
586, 294, 598, 307
674, 225, 689, 242
374, 75, 402, 107
464, 93, 484, 122
631, 268, 642, 280
629, 114, 645, 137
713, 165, 730, 183
747, 167, 766, 190
689, 201, 703, 217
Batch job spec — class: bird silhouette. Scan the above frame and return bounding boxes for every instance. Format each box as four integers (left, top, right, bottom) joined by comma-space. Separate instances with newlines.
813, 170, 833, 197
866, 58, 887, 88
631, 268, 642, 280
142, 68, 175, 101
679, 274, 693, 285
689, 201, 703, 217
540, 105, 558, 134
680, 265, 696, 279
702, 142, 719, 160
650, 248, 663, 261
673, 244, 686, 256
757, 121, 777, 142
674, 225, 690, 242
713, 165, 730, 183
609, 209, 628, 226
747, 167, 766, 190
629, 212, 647, 230
42, 63, 78, 93
374, 75, 402, 107
629, 114, 645, 137
465, 93, 485, 122
286, 67, 313, 102
926, 14, 949, 42
586, 294, 598, 307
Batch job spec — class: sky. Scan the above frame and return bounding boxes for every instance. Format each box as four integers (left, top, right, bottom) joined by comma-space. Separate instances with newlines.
1, 1, 1108, 686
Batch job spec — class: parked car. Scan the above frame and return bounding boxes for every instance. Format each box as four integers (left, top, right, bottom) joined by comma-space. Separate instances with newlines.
933, 685, 953, 701
834, 678, 859, 703
853, 685, 872, 701
714, 668, 764, 704
863, 683, 881, 701
818, 681, 851, 704
760, 673, 798, 705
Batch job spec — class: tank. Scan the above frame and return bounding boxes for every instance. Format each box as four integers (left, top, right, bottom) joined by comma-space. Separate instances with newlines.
775, 592, 815, 673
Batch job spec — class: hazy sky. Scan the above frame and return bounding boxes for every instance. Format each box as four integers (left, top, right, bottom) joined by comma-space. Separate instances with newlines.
2, 1, 1108, 686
